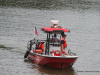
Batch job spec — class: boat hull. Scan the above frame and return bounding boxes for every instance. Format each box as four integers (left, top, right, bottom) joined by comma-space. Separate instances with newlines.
28, 52, 78, 69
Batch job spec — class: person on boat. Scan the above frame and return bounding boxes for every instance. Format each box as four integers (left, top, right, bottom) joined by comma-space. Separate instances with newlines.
51, 24, 61, 28
60, 34, 67, 52
52, 34, 59, 42
51, 24, 57, 28
34, 42, 45, 54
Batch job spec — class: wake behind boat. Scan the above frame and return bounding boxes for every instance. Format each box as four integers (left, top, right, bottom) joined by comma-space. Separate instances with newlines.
24, 20, 78, 69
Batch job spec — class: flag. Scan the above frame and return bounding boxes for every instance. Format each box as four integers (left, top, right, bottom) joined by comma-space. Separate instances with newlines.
35, 27, 39, 37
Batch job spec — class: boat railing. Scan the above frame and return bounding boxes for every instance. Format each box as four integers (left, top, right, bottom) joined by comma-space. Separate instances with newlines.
27, 39, 46, 51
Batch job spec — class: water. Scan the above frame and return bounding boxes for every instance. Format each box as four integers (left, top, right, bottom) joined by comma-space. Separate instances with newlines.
0, 0, 100, 75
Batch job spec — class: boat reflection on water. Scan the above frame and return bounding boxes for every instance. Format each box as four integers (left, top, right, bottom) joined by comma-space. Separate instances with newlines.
36, 66, 77, 75
24, 59, 77, 75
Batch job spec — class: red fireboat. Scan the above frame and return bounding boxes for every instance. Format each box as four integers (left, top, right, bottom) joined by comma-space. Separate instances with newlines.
24, 20, 78, 69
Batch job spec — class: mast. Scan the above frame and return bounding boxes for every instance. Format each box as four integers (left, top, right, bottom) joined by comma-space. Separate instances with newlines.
45, 32, 50, 55
45, 33, 48, 55
48, 32, 50, 55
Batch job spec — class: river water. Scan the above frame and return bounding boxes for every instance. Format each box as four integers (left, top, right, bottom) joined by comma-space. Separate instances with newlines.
0, 0, 100, 75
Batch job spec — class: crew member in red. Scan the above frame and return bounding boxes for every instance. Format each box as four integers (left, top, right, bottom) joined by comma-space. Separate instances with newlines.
60, 34, 67, 52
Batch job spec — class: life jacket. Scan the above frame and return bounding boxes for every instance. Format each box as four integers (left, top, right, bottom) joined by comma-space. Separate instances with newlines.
38, 43, 43, 49
41, 43, 44, 51
33, 49, 43, 54
38, 42, 44, 51
60, 37, 67, 48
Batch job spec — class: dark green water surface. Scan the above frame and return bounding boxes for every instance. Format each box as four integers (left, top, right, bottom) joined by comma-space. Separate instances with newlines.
0, 0, 100, 75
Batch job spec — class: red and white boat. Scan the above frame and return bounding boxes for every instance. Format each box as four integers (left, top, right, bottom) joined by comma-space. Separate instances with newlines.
24, 20, 78, 69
